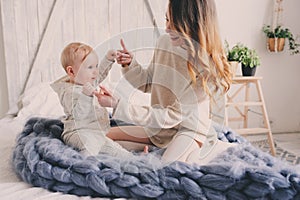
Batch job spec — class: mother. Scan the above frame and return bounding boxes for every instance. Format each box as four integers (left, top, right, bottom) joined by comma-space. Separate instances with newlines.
97, 0, 234, 164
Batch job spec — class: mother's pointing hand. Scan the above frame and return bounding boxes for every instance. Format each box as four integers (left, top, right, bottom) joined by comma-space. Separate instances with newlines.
116, 39, 132, 66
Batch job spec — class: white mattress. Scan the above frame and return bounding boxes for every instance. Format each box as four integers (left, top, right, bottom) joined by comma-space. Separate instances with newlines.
0, 117, 126, 200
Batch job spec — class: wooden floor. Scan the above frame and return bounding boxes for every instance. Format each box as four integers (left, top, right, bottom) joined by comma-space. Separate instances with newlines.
246, 132, 300, 157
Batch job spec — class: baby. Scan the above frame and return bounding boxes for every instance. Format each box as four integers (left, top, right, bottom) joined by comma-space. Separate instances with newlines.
51, 42, 139, 157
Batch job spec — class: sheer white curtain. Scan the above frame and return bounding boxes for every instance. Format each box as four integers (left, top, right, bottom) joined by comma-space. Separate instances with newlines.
0, 0, 167, 116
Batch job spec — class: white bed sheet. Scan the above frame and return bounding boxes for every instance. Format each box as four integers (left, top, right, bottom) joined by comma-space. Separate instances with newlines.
0, 116, 127, 200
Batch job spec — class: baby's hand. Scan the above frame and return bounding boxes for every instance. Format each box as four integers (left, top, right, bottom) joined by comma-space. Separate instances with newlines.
106, 49, 117, 62
94, 86, 119, 108
82, 82, 96, 96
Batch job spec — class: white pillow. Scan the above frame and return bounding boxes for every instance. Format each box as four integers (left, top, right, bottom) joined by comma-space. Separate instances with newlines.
16, 82, 64, 120
15, 77, 151, 121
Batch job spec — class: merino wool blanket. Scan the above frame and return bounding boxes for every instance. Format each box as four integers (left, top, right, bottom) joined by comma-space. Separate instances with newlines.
13, 118, 300, 199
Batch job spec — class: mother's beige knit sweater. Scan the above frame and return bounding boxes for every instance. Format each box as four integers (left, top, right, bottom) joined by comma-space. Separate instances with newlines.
113, 34, 218, 150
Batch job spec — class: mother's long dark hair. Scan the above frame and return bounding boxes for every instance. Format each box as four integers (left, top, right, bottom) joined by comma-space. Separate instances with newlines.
168, 0, 231, 98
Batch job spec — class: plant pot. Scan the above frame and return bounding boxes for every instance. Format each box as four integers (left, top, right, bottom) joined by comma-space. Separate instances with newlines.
242, 64, 256, 76
267, 38, 285, 52
228, 61, 239, 77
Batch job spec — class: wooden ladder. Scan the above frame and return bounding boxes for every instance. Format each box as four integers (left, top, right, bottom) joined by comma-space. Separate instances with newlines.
225, 76, 276, 156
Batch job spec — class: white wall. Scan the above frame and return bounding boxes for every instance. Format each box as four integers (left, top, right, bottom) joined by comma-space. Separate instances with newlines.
0, 0, 299, 132
216, 0, 300, 133
0, 2, 8, 118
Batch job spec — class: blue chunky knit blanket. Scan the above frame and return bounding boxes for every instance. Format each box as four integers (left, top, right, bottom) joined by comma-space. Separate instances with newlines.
13, 118, 300, 199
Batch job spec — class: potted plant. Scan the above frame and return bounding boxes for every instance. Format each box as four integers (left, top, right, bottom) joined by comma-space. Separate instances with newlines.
239, 46, 260, 76
225, 41, 245, 77
263, 25, 300, 55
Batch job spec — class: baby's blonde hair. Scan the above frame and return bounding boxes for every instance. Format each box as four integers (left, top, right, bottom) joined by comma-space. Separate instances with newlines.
60, 42, 93, 71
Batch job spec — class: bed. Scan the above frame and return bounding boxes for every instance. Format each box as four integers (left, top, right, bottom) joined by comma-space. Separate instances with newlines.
0, 79, 148, 200
0, 82, 120, 200
1, 81, 300, 200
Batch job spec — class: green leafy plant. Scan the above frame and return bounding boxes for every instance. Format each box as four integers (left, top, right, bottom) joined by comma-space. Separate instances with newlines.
263, 25, 300, 55
225, 41, 245, 62
225, 41, 260, 68
239, 47, 260, 68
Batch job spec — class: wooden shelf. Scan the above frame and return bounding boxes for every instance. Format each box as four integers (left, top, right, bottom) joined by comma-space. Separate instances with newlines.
232, 76, 262, 82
